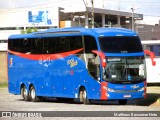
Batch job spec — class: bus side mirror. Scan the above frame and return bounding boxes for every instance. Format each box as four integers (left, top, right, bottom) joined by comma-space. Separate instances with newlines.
144, 50, 156, 66
92, 50, 106, 67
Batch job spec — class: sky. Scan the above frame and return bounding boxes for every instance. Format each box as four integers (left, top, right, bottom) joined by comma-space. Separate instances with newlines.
0, 0, 160, 25
103, 0, 160, 25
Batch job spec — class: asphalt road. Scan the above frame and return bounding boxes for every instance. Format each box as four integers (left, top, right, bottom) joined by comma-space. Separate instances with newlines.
0, 87, 160, 120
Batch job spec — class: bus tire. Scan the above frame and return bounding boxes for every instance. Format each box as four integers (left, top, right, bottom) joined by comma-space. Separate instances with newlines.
79, 88, 91, 104
118, 100, 127, 105
21, 86, 30, 101
29, 86, 40, 102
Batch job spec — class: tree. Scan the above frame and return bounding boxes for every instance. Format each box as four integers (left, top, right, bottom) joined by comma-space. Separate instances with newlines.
21, 27, 38, 34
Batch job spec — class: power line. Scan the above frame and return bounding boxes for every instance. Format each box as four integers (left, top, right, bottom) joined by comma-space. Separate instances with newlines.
82, 0, 96, 28
104, 0, 160, 17
105, 0, 160, 4
83, 0, 88, 8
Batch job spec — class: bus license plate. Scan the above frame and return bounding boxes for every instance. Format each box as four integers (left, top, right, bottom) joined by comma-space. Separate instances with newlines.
124, 95, 131, 98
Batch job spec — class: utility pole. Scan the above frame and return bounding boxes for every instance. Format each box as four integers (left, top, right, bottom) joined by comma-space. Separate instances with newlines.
91, 0, 94, 28
131, 7, 134, 31
102, 0, 104, 8
131, 7, 139, 31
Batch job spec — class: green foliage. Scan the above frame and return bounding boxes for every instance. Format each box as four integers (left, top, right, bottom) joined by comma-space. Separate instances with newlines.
21, 27, 38, 34
0, 81, 8, 88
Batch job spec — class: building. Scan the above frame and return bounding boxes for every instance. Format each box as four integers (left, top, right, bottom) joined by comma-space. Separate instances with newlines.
0, 0, 143, 34
0, 0, 144, 51
136, 21, 160, 40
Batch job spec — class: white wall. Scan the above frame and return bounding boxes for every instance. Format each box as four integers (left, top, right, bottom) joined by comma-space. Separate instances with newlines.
0, 7, 59, 27
0, 10, 28, 27
146, 58, 160, 83
0, 30, 20, 39
0, 30, 21, 51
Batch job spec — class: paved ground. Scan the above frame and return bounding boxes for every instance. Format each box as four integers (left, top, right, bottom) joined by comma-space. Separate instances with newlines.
0, 87, 159, 120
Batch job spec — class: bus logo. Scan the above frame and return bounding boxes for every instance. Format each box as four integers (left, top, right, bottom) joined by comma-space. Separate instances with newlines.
131, 85, 139, 89
9, 58, 13, 66
67, 58, 78, 68
121, 51, 128, 53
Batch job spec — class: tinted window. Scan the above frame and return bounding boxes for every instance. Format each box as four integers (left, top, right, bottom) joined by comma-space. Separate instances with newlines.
56, 37, 70, 53
70, 36, 83, 51
44, 36, 83, 54
8, 39, 20, 53
8, 38, 44, 54
44, 37, 57, 54
99, 36, 143, 53
30, 38, 43, 54
84, 36, 98, 53
8, 36, 83, 55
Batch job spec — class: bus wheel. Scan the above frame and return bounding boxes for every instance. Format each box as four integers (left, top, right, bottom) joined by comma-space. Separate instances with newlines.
79, 88, 90, 104
29, 86, 40, 102
118, 100, 127, 105
21, 86, 30, 101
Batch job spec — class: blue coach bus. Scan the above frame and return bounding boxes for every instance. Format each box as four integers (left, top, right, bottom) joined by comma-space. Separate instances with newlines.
8, 27, 155, 105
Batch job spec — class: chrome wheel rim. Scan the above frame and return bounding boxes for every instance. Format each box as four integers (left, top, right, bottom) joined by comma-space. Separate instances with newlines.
24, 88, 27, 97
82, 90, 87, 100
31, 88, 35, 99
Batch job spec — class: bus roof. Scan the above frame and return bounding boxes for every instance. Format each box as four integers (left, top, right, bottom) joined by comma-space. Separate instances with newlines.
8, 27, 138, 39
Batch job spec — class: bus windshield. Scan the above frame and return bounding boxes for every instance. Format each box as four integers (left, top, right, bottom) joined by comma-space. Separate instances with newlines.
104, 57, 146, 83
99, 36, 143, 53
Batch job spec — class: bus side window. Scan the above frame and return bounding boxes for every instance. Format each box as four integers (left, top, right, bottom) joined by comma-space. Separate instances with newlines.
19, 38, 31, 54
59, 37, 70, 53
84, 36, 100, 79
8, 39, 20, 53
44, 37, 57, 54
8, 40, 14, 51
31, 38, 43, 54
43, 36, 83, 54
70, 36, 83, 59
70, 36, 83, 51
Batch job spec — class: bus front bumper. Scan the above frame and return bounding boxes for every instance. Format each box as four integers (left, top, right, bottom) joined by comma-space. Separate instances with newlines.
106, 91, 146, 100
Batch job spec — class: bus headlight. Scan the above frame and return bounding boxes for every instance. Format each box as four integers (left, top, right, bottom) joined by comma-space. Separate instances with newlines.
103, 86, 115, 92
108, 88, 116, 92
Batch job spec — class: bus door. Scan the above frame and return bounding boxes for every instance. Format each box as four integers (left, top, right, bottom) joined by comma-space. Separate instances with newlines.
83, 36, 100, 80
